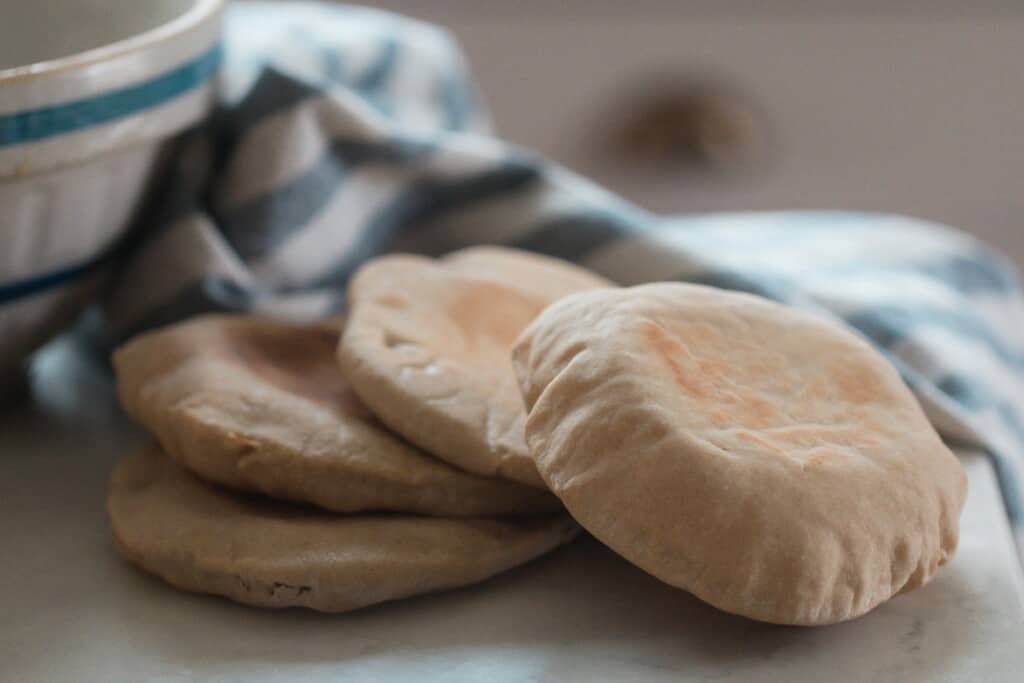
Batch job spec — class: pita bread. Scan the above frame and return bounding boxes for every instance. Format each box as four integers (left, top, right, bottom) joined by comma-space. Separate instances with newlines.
114, 315, 559, 517
338, 247, 613, 487
443, 246, 615, 301
107, 447, 578, 612
512, 283, 966, 625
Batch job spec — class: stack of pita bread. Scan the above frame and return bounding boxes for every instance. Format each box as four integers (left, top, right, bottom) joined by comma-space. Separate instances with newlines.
108, 246, 966, 625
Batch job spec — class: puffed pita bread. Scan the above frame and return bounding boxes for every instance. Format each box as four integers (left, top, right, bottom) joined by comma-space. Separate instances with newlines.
107, 447, 578, 612
512, 283, 966, 625
114, 315, 559, 517
338, 247, 613, 487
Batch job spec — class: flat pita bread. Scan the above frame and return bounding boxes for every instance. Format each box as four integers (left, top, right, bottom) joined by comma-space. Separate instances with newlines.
512, 283, 966, 625
108, 447, 578, 612
338, 247, 613, 487
114, 315, 559, 517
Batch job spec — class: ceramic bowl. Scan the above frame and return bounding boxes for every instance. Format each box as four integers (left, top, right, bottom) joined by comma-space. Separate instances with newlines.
0, 0, 223, 386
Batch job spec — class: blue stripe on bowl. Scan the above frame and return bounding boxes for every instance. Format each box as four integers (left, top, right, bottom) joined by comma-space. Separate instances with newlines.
0, 248, 113, 305
0, 43, 222, 147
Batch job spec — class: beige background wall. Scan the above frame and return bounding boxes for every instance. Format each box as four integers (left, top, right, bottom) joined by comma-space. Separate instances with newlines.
361, 2, 1024, 265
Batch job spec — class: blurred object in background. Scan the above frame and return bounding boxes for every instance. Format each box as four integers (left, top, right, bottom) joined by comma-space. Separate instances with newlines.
596, 74, 774, 177
364, 0, 1024, 267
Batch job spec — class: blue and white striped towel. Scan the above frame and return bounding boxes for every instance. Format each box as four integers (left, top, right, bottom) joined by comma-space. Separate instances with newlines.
104, 2, 1024, 552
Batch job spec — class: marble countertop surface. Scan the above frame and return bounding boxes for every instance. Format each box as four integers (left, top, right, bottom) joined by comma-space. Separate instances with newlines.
2, 334, 1023, 682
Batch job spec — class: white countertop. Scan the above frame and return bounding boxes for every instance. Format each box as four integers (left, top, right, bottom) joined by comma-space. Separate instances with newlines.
2, 333, 1024, 682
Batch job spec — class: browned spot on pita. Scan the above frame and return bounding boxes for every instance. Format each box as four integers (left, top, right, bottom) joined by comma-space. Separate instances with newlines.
708, 408, 733, 426
684, 321, 723, 345
831, 361, 887, 404
376, 293, 408, 309
697, 357, 729, 379
447, 282, 546, 351
799, 377, 832, 402
804, 449, 847, 467
739, 395, 780, 429
645, 323, 780, 427
735, 430, 790, 458
643, 322, 711, 399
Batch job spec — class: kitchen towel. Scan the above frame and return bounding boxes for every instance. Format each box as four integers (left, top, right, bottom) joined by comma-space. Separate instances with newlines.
103, 1, 1024, 552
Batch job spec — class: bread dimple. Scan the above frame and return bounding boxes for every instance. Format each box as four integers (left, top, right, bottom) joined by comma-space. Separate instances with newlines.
513, 283, 967, 625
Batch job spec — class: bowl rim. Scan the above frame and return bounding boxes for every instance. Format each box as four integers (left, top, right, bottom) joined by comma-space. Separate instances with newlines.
0, 0, 224, 83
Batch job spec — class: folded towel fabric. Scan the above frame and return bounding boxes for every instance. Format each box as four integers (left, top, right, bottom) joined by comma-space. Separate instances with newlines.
103, 2, 1024, 553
